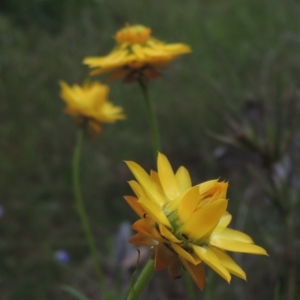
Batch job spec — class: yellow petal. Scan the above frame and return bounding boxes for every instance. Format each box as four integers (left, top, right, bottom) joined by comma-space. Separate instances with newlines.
126, 161, 167, 206
171, 242, 201, 265
199, 180, 218, 195
204, 191, 221, 206
175, 166, 192, 192
217, 212, 232, 228
128, 180, 147, 198
181, 199, 228, 240
157, 153, 180, 200
138, 196, 171, 227
212, 227, 254, 244
209, 246, 246, 280
163, 43, 192, 55
150, 170, 163, 190
124, 195, 145, 218
158, 224, 182, 243
181, 259, 205, 290
177, 185, 201, 223
193, 245, 231, 282
210, 237, 268, 255
131, 44, 147, 60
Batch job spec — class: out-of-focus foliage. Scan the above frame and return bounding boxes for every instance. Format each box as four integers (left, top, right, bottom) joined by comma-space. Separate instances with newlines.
0, 0, 96, 33
0, 0, 299, 299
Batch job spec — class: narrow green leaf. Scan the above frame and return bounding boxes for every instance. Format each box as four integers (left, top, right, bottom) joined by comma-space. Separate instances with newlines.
62, 285, 91, 300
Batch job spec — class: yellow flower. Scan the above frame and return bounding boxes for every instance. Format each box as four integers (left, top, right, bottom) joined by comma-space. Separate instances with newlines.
124, 153, 267, 290
59, 81, 125, 135
83, 24, 191, 84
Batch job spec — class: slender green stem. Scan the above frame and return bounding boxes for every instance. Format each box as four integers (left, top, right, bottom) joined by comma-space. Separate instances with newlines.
126, 81, 160, 299
72, 129, 107, 298
127, 260, 155, 300
285, 215, 296, 300
183, 272, 196, 300
204, 271, 214, 300
138, 81, 161, 157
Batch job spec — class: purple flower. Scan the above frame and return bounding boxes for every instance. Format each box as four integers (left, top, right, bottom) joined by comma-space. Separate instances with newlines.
54, 250, 70, 264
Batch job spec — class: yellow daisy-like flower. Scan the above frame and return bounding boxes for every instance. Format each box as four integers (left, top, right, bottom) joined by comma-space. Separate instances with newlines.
59, 81, 125, 135
83, 24, 191, 84
124, 153, 267, 290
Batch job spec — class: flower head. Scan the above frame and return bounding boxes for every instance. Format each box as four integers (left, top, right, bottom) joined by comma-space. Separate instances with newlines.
83, 24, 191, 84
59, 81, 125, 135
125, 153, 267, 290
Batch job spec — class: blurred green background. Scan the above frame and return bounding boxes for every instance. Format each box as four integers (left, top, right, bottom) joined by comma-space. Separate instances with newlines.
1, 0, 300, 299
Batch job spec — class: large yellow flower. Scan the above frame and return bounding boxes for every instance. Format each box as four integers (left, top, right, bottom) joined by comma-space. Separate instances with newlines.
59, 81, 125, 135
124, 153, 267, 290
83, 24, 191, 84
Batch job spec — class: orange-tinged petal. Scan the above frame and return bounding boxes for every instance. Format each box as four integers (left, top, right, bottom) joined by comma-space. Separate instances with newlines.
193, 245, 231, 282
138, 196, 171, 227
212, 227, 254, 244
207, 183, 226, 204
107, 69, 129, 82
209, 246, 246, 280
175, 166, 192, 192
199, 180, 218, 195
157, 153, 180, 200
181, 199, 228, 240
155, 243, 178, 270
126, 161, 167, 206
181, 259, 205, 290
210, 238, 268, 255
168, 257, 183, 279
217, 182, 228, 199
124, 195, 144, 218
129, 233, 157, 246
131, 218, 165, 243
178, 185, 201, 223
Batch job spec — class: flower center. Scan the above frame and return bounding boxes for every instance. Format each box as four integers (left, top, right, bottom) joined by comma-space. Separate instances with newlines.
115, 24, 151, 44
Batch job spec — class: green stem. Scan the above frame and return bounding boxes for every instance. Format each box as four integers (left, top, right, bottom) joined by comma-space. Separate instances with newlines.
130, 82, 164, 299
127, 260, 155, 300
204, 271, 214, 300
285, 215, 296, 300
72, 129, 108, 298
138, 81, 161, 157
183, 272, 196, 300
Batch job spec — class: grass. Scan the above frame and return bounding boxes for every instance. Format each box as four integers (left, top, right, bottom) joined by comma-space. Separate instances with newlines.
0, 0, 300, 299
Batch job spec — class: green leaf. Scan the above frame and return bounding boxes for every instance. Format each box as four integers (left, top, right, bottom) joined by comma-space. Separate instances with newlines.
61, 285, 91, 300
